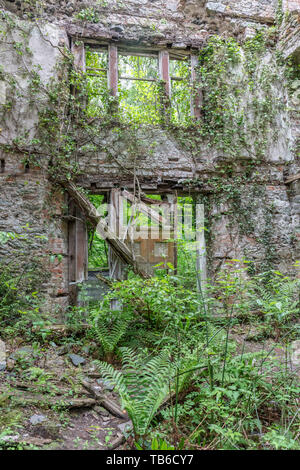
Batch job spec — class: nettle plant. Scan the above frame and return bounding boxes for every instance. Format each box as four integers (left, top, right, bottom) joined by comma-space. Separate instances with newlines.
109, 276, 202, 329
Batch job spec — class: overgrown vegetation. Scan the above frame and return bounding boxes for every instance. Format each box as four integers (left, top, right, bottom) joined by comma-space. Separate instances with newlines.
0, 5, 299, 452
85, 264, 300, 449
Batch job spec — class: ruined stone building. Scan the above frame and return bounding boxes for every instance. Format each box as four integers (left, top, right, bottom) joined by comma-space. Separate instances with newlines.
0, 0, 299, 315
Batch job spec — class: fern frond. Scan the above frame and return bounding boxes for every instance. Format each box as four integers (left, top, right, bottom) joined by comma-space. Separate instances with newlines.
94, 360, 130, 401
92, 315, 130, 355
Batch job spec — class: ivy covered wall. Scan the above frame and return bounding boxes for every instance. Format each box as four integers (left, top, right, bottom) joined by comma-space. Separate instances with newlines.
0, 0, 299, 313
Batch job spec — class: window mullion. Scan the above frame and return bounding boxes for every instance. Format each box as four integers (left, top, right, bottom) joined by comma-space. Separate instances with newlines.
159, 50, 171, 98
71, 40, 86, 73
191, 54, 202, 119
108, 44, 118, 97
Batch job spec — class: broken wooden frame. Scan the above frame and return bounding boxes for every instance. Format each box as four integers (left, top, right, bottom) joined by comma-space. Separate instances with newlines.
63, 180, 208, 304
108, 189, 178, 278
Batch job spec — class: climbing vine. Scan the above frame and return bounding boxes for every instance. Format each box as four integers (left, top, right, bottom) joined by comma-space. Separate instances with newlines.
0, 6, 298, 275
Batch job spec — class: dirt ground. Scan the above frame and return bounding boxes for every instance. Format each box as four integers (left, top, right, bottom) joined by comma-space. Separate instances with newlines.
0, 324, 299, 450
0, 337, 131, 450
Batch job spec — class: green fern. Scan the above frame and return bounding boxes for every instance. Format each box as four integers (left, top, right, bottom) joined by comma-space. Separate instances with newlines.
95, 347, 201, 437
89, 306, 131, 360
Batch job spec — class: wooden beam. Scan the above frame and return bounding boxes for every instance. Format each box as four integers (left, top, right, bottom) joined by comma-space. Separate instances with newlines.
119, 76, 156, 82
75, 206, 88, 283
61, 180, 150, 279
159, 50, 171, 98
63, 180, 100, 227
166, 194, 178, 274
190, 55, 202, 119
108, 44, 118, 96
71, 41, 86, 72
285, 173, 300, 184
68, 199, 77, 284
109, 189, 127, 281
195, 198, 207, 295
68, 199, 88, 303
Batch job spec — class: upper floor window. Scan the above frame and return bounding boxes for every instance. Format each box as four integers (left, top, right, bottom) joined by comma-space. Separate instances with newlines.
118, 51, 161, 125
170, 57, 192, 126
86, 46, 108, 116
74, 42, 201, 126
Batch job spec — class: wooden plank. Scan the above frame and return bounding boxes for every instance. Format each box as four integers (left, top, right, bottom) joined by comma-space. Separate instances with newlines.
60, 180, 150, 278
68, 200, 88, 303
166, 194, 178, 273
190, 55, 202, 119
108, 44, 118, 96
75, 206, 88, 283
119, 76, 156, 82
68, 199, 77, 304
285, 173, 300, 184
109, 189, 127, 281
159, 50, 171, 97
71, 41, 86, 72
62, 180, 103, 227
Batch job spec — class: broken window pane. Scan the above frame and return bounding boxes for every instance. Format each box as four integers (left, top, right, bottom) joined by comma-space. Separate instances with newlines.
170, 58, 192, 126
85, 48, 108, 117
118, 53, 161, 125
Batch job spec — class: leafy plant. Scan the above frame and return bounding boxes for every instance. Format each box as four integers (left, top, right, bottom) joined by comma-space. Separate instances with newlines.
75, 8, 100, 23
89, 305, 132, 361
0, 263, 41, 330
136, 437, 175, 450
95, 347, 196, 439
262, 427, 300, 450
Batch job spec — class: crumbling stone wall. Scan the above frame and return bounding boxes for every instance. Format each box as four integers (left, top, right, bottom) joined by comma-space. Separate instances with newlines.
0, 0, 299, 313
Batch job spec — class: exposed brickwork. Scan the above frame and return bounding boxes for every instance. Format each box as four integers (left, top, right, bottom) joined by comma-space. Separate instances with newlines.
0, 152, 69, 314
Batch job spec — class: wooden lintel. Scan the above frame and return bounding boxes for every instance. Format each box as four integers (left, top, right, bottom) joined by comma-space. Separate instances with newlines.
108, 44, 118, 96
159, 50, 171, 97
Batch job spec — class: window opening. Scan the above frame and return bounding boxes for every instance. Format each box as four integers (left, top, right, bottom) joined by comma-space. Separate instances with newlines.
169, 57, 192, 125
84, 43, 198, 124
118, 52, 161, 125
85, 47, 108, 117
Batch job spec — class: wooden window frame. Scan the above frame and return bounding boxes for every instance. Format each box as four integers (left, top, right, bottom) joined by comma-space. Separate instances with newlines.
71, 39, 202, 119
